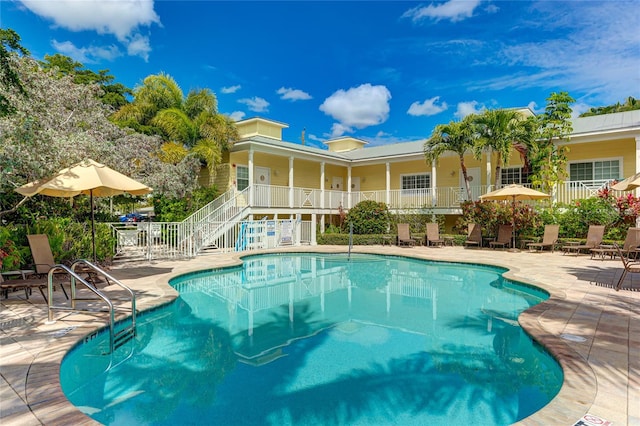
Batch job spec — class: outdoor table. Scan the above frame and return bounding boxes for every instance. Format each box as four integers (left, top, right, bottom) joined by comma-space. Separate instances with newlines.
1, 269, 36, 279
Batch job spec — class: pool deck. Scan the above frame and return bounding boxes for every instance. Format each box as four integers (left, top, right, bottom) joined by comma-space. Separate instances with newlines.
1, 245, 638, 426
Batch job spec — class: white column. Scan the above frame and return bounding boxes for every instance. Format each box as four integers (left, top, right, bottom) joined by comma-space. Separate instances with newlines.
248, 149, 254, 206
386, 163, 391, 206
347, 166, 352, 208
289, 156, 294, 208
431, 162, 437, 207
485, 151, 492, 190
311, 213, 317, 245
635, 136, 640, 174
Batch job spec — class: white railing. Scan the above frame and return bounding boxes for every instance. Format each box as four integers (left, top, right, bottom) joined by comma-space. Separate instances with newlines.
113, 179, 616, 261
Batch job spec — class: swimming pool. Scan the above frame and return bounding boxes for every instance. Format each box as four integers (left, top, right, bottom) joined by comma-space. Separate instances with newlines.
61, 253, 562, 425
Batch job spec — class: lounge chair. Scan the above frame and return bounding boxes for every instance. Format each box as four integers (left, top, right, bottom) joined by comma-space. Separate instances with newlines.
465, 223, 482, 248
489, 224, 513, 249
614, 243, 640, 290
590, 227, 640, 260
397, 223, 416, 247
27, 233, 106, 287
562, 225, 605, 255
425, 223, 445, 247
0, 273, 47, 301
528, 224, 560, 253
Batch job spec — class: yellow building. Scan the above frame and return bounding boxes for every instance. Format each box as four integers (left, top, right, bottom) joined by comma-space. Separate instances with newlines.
207, 110, 636, 226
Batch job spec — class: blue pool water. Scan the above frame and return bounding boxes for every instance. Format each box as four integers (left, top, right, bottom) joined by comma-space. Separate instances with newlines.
61, 253, 562, 425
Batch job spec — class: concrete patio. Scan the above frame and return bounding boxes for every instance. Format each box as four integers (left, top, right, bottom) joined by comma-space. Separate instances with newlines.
1, 245, 638, 425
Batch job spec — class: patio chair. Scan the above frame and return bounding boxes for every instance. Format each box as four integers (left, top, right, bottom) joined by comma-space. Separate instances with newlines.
27, 234, 76, 295
425, 222, 445, 247
0, 273, 48, 301
528, 224, 560, 253
397, 223, 416, 247
614, 243, 640, 291
465, 223, 482, 248
562, 225, 605, 255
489, 224, 513, 249
591, 227, 640, 260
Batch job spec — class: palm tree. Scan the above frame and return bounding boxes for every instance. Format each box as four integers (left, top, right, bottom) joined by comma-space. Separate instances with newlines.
473, 109, 534, 187
424, 115, 478, 200
112, 73, 239, 176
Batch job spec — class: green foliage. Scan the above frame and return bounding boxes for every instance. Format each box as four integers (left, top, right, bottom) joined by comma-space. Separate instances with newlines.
0, 218, 115, 270
153, 185, 219, 222
317, 233, 392, 245
457, 200, 542, 239
0, 28, 29, 117
344, 200, 390, 234
557, 197, 618, 238
580, 96, 640, 117
391, 209, 445, 234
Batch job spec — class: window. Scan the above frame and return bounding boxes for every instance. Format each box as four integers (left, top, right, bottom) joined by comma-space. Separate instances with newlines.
501, 167, 531, 185
569, 160, 620, 181
401, 174, 430, 193
236, 165, 249, 190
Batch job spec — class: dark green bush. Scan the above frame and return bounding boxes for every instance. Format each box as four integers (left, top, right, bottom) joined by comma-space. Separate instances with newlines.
344, 200, 390, 234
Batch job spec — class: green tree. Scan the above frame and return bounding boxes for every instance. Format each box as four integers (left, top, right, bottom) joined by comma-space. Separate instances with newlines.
580, 96, 639, 117
40, 53, 132, 108
112, 73, 239, 176
473, 109, 534, 188
424, 115, 478, 200
0, 28, 29, 116
529, 92, 575, 195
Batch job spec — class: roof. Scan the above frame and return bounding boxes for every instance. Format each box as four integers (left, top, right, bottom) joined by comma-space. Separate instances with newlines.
232, 110, 640, 163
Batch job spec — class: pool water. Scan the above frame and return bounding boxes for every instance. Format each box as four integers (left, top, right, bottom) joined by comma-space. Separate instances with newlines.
61, 253, 562, 425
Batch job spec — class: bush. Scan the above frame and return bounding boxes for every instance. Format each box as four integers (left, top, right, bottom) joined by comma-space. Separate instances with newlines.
344, 200, 390, 234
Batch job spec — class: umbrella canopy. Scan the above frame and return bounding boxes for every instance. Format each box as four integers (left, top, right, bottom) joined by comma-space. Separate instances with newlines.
480, 184, 550, 251
611, 172, 640, 191
479, 184, 551, 202
16, 159, 152, 261
16, 159, 151, 198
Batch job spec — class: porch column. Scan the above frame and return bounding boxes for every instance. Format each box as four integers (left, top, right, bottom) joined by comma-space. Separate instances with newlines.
635, 136, 640, 202
311, 213, 317, 245
347, 166, 352, 208
289, 156, 294, 208
248, 149, 254, 206
431, 162, 437, 207
485, 151, 492, 192
320, 162, 325, 232
386, 163, 391, 206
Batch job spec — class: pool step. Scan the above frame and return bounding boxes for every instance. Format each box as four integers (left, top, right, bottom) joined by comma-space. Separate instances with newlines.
113, 327, 136, 350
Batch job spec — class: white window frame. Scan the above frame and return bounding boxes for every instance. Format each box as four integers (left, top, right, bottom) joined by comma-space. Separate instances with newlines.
567, 157, 622, 182
400, 173, 431, 195
236, 164, 249, 191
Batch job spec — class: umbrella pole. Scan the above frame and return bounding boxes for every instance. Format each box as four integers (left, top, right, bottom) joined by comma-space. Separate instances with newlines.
509, 196, 519, 252
91, 190, 96, 262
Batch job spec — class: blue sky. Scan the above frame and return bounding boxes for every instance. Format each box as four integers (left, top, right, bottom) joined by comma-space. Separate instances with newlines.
2, 1, 639, 149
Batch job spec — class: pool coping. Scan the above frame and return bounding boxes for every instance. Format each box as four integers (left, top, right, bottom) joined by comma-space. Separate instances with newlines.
2, 245, 637, 425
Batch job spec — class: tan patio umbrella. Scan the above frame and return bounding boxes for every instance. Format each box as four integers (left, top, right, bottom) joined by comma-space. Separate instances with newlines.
480, 184, 550, 251
611, 172, 640, 191
16, 159, 152, 261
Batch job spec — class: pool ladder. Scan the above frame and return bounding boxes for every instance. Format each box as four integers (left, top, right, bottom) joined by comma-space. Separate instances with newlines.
46, 260, 137, 355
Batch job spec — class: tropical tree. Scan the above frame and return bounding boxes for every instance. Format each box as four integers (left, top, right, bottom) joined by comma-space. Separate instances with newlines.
0, 56, 201, 222
112, 73, 239, 176
0, 28, 29, 117
580, 96, 639, 116
528, 92, 575, 195
473, 109, 535, 188
424, 115, 478, 200
40, 53, 132, 108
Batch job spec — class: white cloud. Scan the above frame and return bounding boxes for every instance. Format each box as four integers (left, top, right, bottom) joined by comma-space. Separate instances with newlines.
221, 85, 241, 94
52, 40, 121, 63
454, 101, 484, 119
472, 1, 640, 105
19, 0, 160, 61
228, 111, 246, 121
238, 97, 269, 113
402, 0, 483, 23
407, 96, 448, 116
277, 87, 312, 101
320, 84, 391, 137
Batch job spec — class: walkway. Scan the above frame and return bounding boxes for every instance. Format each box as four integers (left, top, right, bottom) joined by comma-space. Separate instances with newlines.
1, 246, 638, 425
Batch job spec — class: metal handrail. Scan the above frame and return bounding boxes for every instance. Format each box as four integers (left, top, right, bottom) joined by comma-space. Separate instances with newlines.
46, 261, 137, 354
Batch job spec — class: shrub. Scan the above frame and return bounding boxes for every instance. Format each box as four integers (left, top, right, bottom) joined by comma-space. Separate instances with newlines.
344, 200, 390, 235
